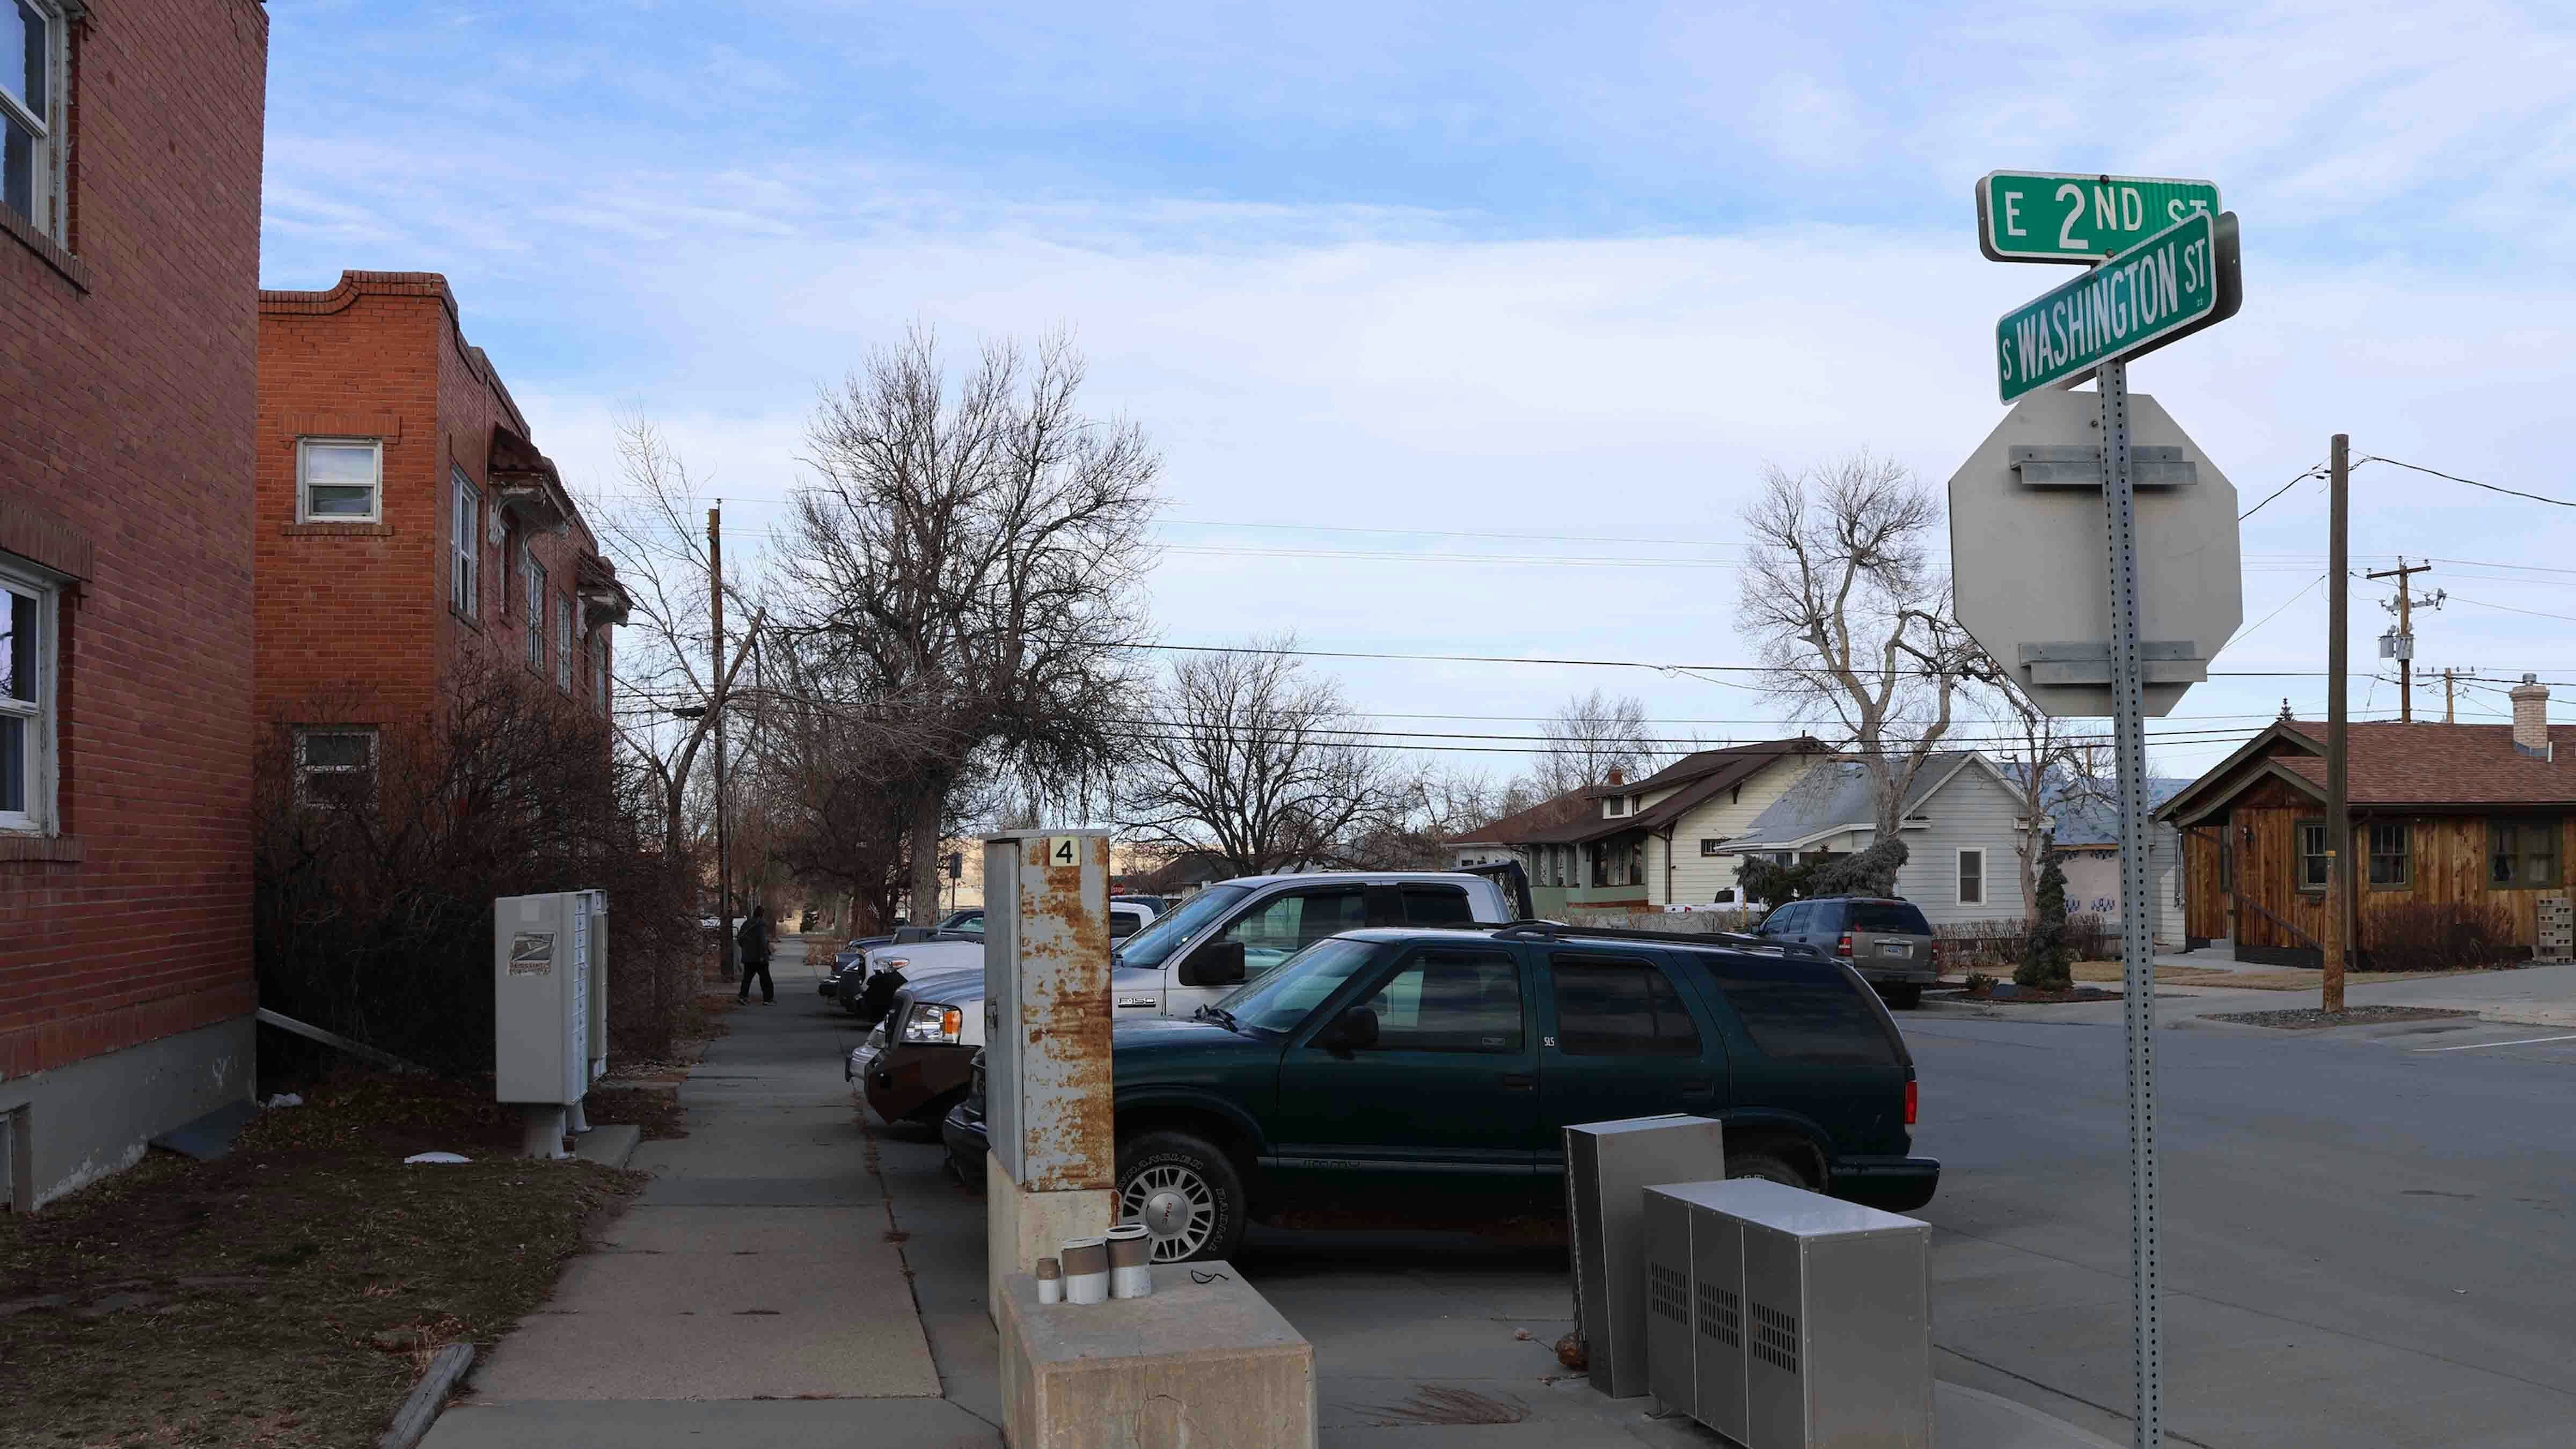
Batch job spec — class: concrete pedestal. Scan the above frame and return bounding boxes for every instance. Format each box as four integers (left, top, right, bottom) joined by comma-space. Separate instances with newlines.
1001, 1262, 1316, 1449
987, 1150, 1115, 1328
517, 1103, 568, 1160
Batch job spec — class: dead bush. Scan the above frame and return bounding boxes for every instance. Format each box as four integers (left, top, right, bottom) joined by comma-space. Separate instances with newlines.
2364, 900, 2522, 972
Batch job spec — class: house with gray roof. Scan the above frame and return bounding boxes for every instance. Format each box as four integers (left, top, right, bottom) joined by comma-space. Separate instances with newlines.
1448, 737, 1833, 913
1714, 751, 2037, 926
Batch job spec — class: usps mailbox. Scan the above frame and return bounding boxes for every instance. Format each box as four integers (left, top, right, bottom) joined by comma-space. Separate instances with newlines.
495, 891, 597, 1158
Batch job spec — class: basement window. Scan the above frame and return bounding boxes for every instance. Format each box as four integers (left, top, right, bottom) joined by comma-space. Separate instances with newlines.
295, 728, 377, 810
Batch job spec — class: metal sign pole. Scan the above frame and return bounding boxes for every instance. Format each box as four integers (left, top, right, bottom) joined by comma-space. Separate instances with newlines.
2097, 356, 2162, 1446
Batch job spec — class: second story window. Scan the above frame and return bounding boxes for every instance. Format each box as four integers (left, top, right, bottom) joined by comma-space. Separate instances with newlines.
298, 439, 383, 522
3, 1, 64, 240
523, 557, 547, 673
450, 472, 480, 616
555, 595, 573, 692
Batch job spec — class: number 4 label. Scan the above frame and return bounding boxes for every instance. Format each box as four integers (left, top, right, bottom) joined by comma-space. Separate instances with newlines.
1045, 837, 1079, 869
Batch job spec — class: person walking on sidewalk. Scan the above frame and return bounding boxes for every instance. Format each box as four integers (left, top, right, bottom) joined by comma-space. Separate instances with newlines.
736, 904, 775, 1005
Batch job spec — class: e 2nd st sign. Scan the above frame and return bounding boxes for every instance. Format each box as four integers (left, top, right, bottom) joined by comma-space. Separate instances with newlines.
1979, 171, 2220, 264
1994, 209, 2241, 402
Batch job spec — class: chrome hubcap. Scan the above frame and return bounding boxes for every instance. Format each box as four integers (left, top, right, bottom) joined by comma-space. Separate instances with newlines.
1121, 1165, 1217, 1262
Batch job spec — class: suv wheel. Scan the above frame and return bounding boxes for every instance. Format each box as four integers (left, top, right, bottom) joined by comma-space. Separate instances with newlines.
1880, 983, 1923, 1010
1116, 1131, 1246, 1264
1728, 1147, 1823, 1192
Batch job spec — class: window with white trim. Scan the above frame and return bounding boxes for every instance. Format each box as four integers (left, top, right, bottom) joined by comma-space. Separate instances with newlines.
1957, 848, 1985, 905
593, 641, 610, 714
524, 557, 547, 672
450, 471, 480, 616
0, 560, 60, 833
298, 439, 383, 522
2, 2, 67, 241
295, 727, 377, 810
555, 595, 574, 692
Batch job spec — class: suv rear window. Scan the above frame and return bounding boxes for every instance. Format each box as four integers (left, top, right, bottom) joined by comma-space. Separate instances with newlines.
1847, 901, 1931, 934
1715, 958, 1907, 1066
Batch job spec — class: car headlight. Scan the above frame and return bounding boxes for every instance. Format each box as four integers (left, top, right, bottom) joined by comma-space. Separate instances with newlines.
879, 956, 909, 971
901, 1001, 964, 1044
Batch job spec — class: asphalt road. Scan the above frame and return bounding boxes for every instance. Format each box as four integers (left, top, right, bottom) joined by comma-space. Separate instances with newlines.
1907, 1011, 2576, 1448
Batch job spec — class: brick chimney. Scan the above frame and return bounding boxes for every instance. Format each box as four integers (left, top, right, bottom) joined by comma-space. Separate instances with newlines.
1605, 767, 1624, 786
2512, 674, 2552, 759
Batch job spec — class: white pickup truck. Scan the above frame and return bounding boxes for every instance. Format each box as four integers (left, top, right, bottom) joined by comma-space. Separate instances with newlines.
848, 869, 1525, 1124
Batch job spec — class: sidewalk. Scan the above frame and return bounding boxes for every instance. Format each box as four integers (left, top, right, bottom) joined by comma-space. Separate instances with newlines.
423, 937, 2123, 1449
422, 939, 997, 1447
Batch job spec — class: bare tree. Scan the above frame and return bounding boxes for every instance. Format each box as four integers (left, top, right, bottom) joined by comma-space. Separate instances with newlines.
1977, 675, 2113, 923
1533, 689, 1660, 797
1736, 453, 1979, 838
780, 327, 1160, 918
1118, 639, 1409, 875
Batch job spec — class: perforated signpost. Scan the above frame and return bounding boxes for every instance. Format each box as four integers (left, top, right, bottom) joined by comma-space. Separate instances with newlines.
1955, 170, 2246, 1449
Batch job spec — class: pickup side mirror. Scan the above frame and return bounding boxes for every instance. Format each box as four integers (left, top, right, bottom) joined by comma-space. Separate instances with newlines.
1177, 939, 1247, 987
1316, 1005, 1379, 1056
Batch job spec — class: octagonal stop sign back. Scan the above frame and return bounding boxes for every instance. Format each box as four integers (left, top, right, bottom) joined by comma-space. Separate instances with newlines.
1946, 389, 2243, 718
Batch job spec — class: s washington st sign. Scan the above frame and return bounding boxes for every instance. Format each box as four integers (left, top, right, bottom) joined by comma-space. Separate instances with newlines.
1995, 208, 2241, 402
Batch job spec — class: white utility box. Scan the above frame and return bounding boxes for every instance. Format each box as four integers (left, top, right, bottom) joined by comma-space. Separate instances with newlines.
1642, 1179, 1932, 1449
1566, 1114, 1729, 1398
495, 891, 599, 1156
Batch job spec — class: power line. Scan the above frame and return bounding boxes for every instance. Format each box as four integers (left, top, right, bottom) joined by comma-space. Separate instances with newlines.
2358, 455, 2576, 509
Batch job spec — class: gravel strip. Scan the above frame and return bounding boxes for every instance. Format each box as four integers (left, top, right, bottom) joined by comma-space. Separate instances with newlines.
2205, 1005, 2477, 1031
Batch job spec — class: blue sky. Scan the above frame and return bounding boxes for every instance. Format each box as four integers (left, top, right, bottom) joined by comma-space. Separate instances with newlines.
260, 1, 2576, 779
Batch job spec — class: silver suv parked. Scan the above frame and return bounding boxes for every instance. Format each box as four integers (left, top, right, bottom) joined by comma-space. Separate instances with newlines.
1752, 896, 1937, 1008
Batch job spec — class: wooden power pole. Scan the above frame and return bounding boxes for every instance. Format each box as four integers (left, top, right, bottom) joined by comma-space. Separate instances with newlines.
2323, 437, 2350, 1014
710, 503, 735, 984
2367, 558, 2437, 722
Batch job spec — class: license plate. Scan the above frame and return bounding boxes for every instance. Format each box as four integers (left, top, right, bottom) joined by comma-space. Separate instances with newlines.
1878, 942, 1913, 958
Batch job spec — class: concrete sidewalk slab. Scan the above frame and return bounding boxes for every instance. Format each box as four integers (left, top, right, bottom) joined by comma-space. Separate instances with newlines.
422, 1397, 998, 1448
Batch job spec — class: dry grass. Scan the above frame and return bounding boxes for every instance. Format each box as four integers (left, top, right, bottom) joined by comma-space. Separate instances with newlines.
0, 1072, 654, 1448
2065, 960, 2508, 991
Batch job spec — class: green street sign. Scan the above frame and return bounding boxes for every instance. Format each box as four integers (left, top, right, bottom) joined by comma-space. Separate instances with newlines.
1979, 171, 2220, 264
1995, 210, 2241, 402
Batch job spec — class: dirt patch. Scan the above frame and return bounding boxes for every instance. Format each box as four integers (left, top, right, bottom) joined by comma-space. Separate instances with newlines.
2205, 1005, 2478, 1030
0, 1072, 646, 1448
586, 1085, 688, 1141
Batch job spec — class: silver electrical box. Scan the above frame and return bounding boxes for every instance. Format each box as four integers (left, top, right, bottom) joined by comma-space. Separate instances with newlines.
1564, 1114, 1728, 1397
982, 830, 1114, 1192
1642, 1179, 1932, 1449
576, 890, 609, 1084
494, 891, 594, 1106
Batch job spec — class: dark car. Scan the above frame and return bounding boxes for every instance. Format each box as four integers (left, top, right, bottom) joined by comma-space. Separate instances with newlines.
1752, 896, 1938, 1008
946, 921, 1936, 1262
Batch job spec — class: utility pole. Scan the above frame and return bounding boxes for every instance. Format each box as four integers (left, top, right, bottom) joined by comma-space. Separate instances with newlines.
2368, 558, 2440, 722
2323, 437, 2350, 1014
710, 503, 735, 984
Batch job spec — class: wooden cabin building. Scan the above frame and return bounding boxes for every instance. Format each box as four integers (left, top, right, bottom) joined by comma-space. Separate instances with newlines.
2157, 680, 2576, 966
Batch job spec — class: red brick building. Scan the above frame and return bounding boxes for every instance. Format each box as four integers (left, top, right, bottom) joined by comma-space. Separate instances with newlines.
0, 2, 270, 1208
253, 272, 625, 768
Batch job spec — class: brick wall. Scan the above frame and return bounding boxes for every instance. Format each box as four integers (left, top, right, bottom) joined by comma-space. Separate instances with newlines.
0, 1, 270, 1076
253, 271, 616, 772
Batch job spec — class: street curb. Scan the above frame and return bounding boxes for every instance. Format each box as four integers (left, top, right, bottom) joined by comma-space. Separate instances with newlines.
572, 1123, 642, 1170
378, 1341, 474, 1449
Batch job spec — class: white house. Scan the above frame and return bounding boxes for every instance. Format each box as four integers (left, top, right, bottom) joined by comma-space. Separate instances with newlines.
1715, 752, 2037, 927
1447, 738, 1834, 914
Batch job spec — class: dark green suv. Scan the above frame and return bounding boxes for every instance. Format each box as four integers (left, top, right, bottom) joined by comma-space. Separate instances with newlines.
961, 921, 1938, 1263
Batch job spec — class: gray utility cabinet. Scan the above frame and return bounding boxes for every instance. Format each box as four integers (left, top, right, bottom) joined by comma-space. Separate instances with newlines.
1643, 1179, 1931, 1449
1565, 1115, 1728, 1398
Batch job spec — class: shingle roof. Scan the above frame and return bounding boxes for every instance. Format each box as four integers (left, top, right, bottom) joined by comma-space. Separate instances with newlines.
1454, 737, 1828, 847
2041, 778, 2191, 845
1721, 752, 1990, 851
2270, 721, 2576, 806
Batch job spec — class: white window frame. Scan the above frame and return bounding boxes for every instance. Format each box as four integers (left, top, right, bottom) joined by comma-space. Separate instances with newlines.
1957, 847, 1985, 905
296, 437, 384, 524
593, 639, 610, 714
554, 594, 573, 692
293, 726, 379, 810
523, 556, 547, 672
2, 1, 68, 243
0, 557, 61, 835
450, 470, 480, 616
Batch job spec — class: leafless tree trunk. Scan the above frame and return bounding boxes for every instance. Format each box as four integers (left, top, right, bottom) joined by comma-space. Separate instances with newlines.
1534, 689, 1661, 796
781, 327, 1160, 918
1977, 675, 2114, 924
1117, 638, 1408, 875
1736, 452, 1978, 838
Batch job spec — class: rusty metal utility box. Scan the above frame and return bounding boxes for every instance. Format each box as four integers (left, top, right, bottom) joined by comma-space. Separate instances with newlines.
984, 829, 1115, 1192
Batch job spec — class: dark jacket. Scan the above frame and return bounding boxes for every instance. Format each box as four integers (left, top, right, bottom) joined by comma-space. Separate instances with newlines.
737, 914, 772, 961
